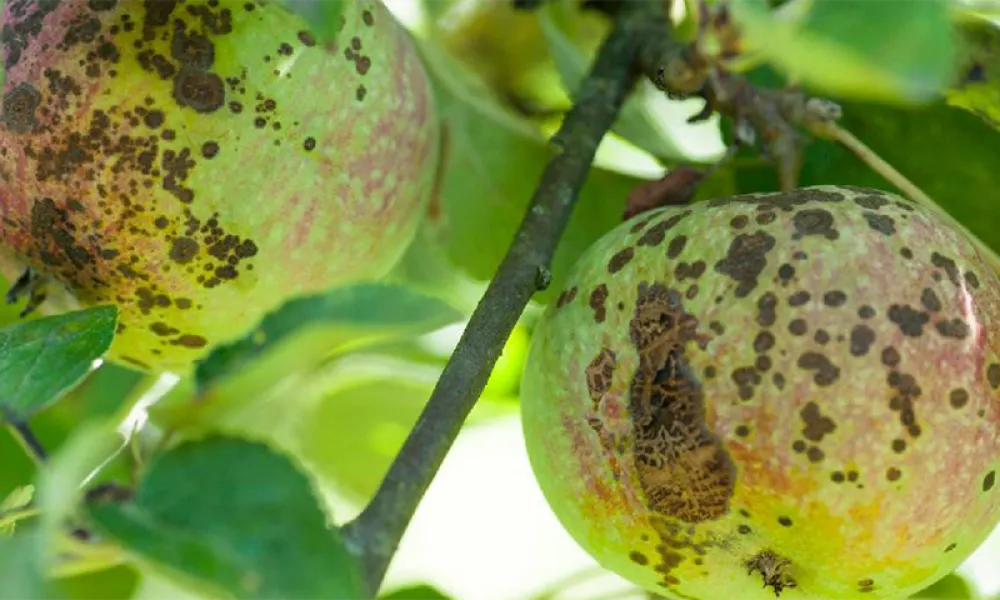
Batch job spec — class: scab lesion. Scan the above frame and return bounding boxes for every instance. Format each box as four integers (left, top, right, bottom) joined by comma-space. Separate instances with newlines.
626, 282, 734, 523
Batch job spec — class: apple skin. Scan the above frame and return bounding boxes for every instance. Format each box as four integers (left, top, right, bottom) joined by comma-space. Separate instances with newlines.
521, 186, 1000, 599
0, 0, 439, 372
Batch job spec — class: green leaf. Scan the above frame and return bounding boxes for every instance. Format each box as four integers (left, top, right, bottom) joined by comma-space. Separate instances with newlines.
87, 436, 364, 600
194, 283, 462, 391
0, 529, 56, 600
275, 0, 345, 44
729, 0, 956, 102
379, 584, 453, 600
0, 306, 117, 422
910, 572, 974, 599
416, 38, 647, 302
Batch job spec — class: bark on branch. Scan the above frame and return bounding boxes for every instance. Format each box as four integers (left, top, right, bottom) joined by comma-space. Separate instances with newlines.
340, 2, 659, 595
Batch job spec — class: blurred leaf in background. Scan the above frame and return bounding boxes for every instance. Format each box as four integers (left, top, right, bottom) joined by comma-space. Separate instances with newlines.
0, 528, 54, 600
911, 573, 975, 599
380, 583, 453, 600
56, 566, 139, 600
728, 0, 956, 103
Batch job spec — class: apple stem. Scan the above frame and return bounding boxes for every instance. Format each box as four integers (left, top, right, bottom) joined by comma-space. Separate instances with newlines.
2, 408, 48, 465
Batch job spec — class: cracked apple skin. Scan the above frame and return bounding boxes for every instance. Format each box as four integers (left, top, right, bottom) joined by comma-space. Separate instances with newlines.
521, 186, 1000, 599
0, 0, 438, 372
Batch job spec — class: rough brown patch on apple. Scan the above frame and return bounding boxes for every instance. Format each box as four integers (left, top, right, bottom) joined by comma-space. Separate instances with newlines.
626, 282, 735, 523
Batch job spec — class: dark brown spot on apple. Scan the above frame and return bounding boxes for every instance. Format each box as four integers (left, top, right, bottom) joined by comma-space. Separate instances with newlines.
882, 346, 901, 367
950, 388, 969, 409
757, 292, 777, 327
172, 66, 224, 113
823, 290, 847, 307
854, 195, 889, 210
608, 247, 634, 274
863, 212, 895, 236
931, 252, 961, 286
171, 28, 215, 70
988, 363, 1000, 389
984, 471, 996, 492
667, 235, 687, 259
798, 352, 839, 386
556, 287, 578, 308
800, 402, 835, 442
297, 30, 316, 46
920, 288, 942, 312
170, 237, 199, 264
849, 324, 876, 357
792, 208, 837, 239
714, 231, 776, 297
754, 331, 775, 353
888, 304, 928, 337
3, 83, 42, 133
637, 211, 690, 247
788, 291, 810, 307
936, 318, 969, 340
589, 284, 608, 323
788, 319, 807, 336
201, 141, 219, 159
172, 334, 207, 348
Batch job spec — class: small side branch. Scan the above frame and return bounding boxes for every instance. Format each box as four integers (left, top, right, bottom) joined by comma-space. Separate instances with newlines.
341, 3, 652, 595
2, 408, 48, 464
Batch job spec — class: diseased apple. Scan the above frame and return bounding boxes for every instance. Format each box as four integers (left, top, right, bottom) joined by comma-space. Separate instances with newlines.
522, 185, 1000, 599
0, 0, 439, 372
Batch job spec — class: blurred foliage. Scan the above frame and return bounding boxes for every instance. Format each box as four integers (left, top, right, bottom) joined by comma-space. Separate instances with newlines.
379, 584, 453, 599
727, 0, 956, 102
912, 573, 975, 599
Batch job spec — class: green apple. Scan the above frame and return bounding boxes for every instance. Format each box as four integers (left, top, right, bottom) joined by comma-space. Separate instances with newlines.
0, 0, 439, 373
522, 185, 1000, 599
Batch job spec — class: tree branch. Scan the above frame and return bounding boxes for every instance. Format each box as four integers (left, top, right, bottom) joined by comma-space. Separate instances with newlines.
341, 4, 654, 595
